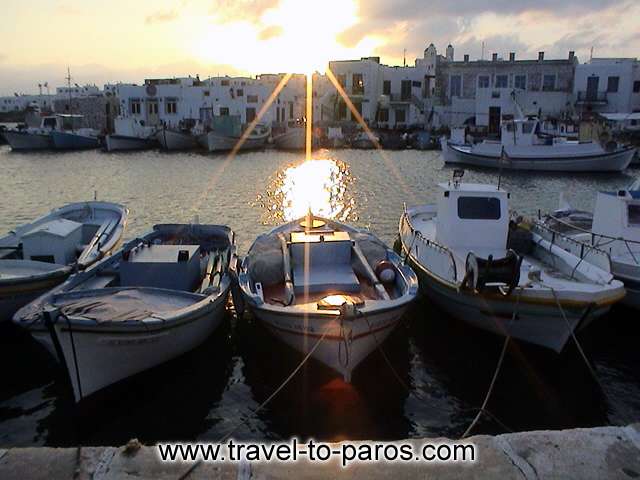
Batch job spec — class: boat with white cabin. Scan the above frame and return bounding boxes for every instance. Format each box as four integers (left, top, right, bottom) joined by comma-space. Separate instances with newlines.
239, 213, 418, 382
156, 121, 199, 151
0, 202, 128, 323
543, 182, 640, 309
50, 114, 101, 150
105, 117, 158, 152
13, 223, 238, 402
442, 117, 635, 172
198, 115, 269, 153
398, 172, 625, 352
3, 115, 60, 151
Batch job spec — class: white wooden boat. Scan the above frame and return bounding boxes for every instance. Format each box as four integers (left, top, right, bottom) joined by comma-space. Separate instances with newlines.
239, 213, 418, 381
105, 117, 158, 152
398, 174, 625, 352
3, 115, 60, 151
13, 224, 238, 402
0, 202, 128, 322
442, 118, 635, 172
156, 126, 198, 151
198, 125, 269, 152
274, 127, 317, 151
543, 186, 640, 309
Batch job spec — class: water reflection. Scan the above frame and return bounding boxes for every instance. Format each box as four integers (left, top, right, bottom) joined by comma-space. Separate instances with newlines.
256, 157, 357, 223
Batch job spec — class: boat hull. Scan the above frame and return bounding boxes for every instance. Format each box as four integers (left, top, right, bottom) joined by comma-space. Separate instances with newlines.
51, 131, 100, 150
105, 134, 156, 152
250, 304, 408, 381
399, 240, 609, 352
4, 131, 52, 151
33, 292, 228, 401
274, 130, 307, 150
0, 274, 69, 323
443, 141, 635, 172
199, 131, 268, 152
157, 129, 198, 151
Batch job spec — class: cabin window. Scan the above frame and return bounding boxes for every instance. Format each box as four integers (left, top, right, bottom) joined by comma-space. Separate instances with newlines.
450, 75, 462, 97
628, 205, 640, 227
43, 117, 57, 128
478, 75, 490, 88
457, 197, 501, 220
607, 76, 620, 93
514, 75, 526, 90
247, 94, 258, 103
495, 75, 508, 88
543, 75, 556, 91
130, 100, 141, 115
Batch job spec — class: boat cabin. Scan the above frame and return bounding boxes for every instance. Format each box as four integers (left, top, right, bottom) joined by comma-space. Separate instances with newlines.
500, 118, 541, 147
435, 180, 509, 252
592, 190, 640, 250
22, 218, 83, 264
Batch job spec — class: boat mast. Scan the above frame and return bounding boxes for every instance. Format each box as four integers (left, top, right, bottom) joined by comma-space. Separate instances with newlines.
66, 67, 74, 132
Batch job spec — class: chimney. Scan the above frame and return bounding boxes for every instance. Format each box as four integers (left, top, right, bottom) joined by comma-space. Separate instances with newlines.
509, 52, 515, 62
492, 53, 498, 62
568, 51, 575, 61
538, 51, 545, 61
463, 54, 469, 63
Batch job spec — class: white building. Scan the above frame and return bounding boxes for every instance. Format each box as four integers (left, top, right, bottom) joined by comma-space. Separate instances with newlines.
0, 84, 104, 114
574, 58, 640, 116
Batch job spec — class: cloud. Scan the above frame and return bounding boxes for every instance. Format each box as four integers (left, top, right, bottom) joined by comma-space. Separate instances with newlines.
211, 0, 280, 23
258, 25, 283, 40
145, 10, 179, 25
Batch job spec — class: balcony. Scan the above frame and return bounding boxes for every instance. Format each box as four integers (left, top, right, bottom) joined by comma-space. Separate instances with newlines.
576, 91, 608, 105
389, 93, 412, 103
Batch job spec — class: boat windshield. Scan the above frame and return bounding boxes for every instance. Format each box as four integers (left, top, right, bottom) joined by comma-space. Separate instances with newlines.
628, 204, 640, 227
457, 196, 501, 220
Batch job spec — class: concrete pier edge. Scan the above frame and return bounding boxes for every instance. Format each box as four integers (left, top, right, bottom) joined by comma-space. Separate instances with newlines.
1, 423, 639, 479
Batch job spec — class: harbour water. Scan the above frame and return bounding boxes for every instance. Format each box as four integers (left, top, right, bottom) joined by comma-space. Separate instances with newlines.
1, 145, 639, 447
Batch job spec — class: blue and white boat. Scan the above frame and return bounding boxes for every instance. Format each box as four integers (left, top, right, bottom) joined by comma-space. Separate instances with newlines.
51, 115, 101, 150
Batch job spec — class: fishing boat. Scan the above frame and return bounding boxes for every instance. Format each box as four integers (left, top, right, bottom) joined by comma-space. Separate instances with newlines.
50, 115, 100, 150
3, 115, 60, 151
442, 118, 635, 172
156, 121, 198, 151
543, 184, 640, 309
0, 202, 128, 323
13, 223, 238, 402
410, 130, 439, 150
199, 124, 270, 152
397, 171, 625, 352
104, 117, 157, 152
274, 127, 308, 151
350, 131, 378, 150
239, 213, 418, 381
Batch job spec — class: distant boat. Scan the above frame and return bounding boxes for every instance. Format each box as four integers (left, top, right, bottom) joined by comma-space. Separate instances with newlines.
199, 118, 270, 153
156, 124, 198, 151
379, 131, 407, 150
13, 223, 237, 402
105, 117, 158, 152
442, 118, 635, 172
410, 131, 439, 150
0, 201, 128, 323
350, 131, 378, 149
274, 128, 306, 150
3, 115, 60, 151
52, 130, 100, 150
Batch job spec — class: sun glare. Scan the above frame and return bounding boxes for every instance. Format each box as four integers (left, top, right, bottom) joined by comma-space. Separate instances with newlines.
193, 0, 372, 74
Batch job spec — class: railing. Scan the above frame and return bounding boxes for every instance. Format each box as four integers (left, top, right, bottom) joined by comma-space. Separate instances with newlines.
576, 91, 608, 103
401, 208, 458, 283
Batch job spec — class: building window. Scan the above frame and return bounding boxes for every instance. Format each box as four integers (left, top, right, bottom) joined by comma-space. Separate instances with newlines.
478, 75, 490, 88
289, 102, 294, 119
204, 90, 210, 97
383, 80, 391, 95
337, 74, 346, 88
337, 100, 347, 119
378, 108, 389, 122
514, 75, 526, 90
449, 75, 462, 97
401, 80, 412, 100
221, 80, 230, 86
246, 107, 256, 123
352, 73, 364, 95
412, 80, 421, 88
353, 101, 362, 118
165, 100, 177, 114
634, 81, 640, 93
148, 102, 158, 115
130, 100, 141, 115
247, 95, 258, 103
237, 89, 244, 97
495, 75, 508, 88
607, 76, 620, 93
395, 108, 406, 123
219, 107, 229, 116
543, 75, 556, 91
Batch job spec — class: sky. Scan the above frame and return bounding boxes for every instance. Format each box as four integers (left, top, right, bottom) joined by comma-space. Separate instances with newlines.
0, 0, 638, 95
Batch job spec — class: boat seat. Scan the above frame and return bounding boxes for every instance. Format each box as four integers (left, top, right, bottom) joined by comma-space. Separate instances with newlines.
292, 263, 360, 294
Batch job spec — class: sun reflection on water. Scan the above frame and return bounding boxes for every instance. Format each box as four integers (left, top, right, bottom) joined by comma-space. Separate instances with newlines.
256, 158, 357, 224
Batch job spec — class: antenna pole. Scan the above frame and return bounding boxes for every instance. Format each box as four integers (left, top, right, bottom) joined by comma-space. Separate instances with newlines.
66, 67, 74, 132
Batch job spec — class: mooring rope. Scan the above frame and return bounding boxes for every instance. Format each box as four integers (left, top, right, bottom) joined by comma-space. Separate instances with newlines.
462, 335, 511, 439
176, 321, 331, 480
